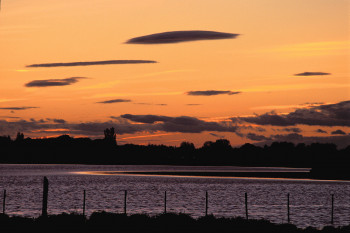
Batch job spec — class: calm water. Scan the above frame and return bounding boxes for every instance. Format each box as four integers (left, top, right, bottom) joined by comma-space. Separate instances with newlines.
0, 164, 349, 229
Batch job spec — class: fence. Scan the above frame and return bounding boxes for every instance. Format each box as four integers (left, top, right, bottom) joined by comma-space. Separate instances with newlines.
1, 177, 338, 225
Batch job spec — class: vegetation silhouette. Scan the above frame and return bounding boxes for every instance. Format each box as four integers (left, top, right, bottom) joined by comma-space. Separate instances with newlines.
0, 129, 349, 179
0, 212, 349, 233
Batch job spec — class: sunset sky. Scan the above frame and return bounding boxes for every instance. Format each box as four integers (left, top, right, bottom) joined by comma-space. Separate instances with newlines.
0, 0, 349, 147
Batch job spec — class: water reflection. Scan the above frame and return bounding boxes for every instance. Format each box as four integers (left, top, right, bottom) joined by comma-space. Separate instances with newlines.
0, 164, 349, 229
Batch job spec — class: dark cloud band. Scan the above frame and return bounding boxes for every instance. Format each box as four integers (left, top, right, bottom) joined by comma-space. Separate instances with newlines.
97, 99, 131, 104
232, 100, 350, 127
294, 72, 331, 76
186, 90, 241, 96
26, 60, 157, 68
126, 30, 239, 44
119, 114, 238, 133
25, 77, 86, 87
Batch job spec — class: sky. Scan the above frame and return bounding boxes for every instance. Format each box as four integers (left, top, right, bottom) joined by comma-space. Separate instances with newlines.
0, 0, 349, 148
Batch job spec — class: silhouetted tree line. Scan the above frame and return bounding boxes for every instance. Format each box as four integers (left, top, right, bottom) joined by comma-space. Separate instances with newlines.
0, 128, 349, 179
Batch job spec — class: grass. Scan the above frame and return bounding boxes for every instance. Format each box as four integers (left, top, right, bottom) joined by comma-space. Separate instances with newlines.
0, 212, 349, 233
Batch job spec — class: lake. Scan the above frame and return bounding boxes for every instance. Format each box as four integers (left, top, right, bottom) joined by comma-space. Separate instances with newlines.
0, 164, 349, 229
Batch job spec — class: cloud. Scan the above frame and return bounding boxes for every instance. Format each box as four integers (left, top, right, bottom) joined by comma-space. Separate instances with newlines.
25, 77, 86, 87
255, 127, 266, 132
254, 134, 350, 149
272, 133, 304, 141
186, 104, 201, 106
331, 129, 346, 135
280, 127, 302, 133
119, 114, 172, 124
316, 129, 327, 134
119, 114, 238, 133
52, 119, 66, 124
0, 116, 20, 119
134, 103, 167, 106
97, 99, 131, 104
246, 133, 271, 141
26, 60, 157, 68
126, 30, 239, 44
294, 72, 331, 76
0, 117, 348, 148
0, 114, 237, 138
209, 133, 225, 138
186, 90, 241, 96
233, 100, 350, 127
0, 107, 38, 110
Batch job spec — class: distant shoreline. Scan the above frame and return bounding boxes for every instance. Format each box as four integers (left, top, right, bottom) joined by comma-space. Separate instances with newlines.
77, 170, 348, 182
102, 171, 311, 179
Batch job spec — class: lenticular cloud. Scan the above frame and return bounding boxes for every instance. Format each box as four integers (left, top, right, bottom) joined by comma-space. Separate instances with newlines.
26, 60, 157, 68
126, 30, 239, 44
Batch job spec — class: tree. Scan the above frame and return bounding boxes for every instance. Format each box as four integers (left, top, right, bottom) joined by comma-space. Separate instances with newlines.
180, 141, 195, 150
104, 127, 117, 145
15, 132, 24, 142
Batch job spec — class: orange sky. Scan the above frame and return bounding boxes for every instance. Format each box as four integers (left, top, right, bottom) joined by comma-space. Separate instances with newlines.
0, 0, 349, 147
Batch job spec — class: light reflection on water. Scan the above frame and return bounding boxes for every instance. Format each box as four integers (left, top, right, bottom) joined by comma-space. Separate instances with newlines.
0, 164, 349, 229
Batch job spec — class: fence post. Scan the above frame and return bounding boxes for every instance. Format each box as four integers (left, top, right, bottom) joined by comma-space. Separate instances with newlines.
287, 193, 290, 223
245, 192, 248, 220
42, 177, 49, 217
331, 194, 334, 225
83, 190, 86, 217
164, 191, 167, 214
205, 191, 208, 216
2, 189, 6, 214
124, 190, 127, 215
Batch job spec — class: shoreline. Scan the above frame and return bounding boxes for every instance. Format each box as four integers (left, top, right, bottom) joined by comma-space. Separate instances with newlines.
78, 170, 350, 182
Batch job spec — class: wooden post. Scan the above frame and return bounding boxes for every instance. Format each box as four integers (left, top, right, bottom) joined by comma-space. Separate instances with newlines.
245, 192, 248, 220
287, 193, 290, 223
205, 191, 208, 216
83, 190, 86, 217
124, 190, 127, 215
331, 194, 334, 225
2, 189, 6, 214
164, 191, 167, 214
42, 177, 49, 217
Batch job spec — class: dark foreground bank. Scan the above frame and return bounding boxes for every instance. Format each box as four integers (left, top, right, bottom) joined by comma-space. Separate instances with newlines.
0, 212, 349, 233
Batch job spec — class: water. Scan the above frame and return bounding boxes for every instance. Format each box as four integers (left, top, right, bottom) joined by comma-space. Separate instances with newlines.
0, 164, 349, 229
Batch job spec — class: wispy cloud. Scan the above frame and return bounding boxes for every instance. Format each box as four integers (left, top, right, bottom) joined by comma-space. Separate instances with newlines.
294, 72, 331, 76
241, 83, 350, 93
97, 99, 131, 104
25, 77, 86, 87
26, 60, 157, 68
186, 90, 241, 96
209, 133, 225, 138
257, 40, 350, 57
126, 30, 239, 44
134, 103, 167, 106
251, 102, 325, 111
0, 98, 25, 103
87, 91, 182, 99
0, 107, 38, 110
